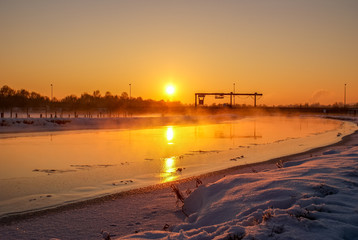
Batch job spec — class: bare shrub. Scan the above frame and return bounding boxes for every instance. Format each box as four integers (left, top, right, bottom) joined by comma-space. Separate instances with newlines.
101, 230, 111, 240
162, 224, 170, 231
195, 178, 203, 187
171, 184, 185, 204
185, 189, 192, 196
262, 209, 273, 222
276, 160, 283, 168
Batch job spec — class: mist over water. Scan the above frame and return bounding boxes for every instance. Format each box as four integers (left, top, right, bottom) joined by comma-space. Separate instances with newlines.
0, 116, 356, 218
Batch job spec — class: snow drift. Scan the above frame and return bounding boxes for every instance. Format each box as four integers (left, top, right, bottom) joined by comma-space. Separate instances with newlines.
122, 145, 358, 240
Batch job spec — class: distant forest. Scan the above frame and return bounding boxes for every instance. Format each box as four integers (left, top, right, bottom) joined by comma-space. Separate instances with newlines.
0, 85, 183, 115
1, 85, 357, 118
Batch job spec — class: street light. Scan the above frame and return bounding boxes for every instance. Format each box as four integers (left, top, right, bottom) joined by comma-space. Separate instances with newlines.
51, 84, 53, 101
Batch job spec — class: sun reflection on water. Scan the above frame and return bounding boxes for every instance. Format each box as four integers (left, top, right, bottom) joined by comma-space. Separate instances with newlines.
166, 126, 174, 144
160, 156, 178, 182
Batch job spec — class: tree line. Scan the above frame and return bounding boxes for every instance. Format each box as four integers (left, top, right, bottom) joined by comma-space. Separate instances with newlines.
0, 85, 183, 115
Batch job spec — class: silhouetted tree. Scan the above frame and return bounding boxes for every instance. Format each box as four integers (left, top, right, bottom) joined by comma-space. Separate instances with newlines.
0, 85, 188, 116
120, 92, 129, 100
0, 85, 16, 112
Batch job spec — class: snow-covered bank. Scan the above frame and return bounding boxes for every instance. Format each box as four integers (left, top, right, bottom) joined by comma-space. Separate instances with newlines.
1, 114, 355, 135
121, 131, 358, 240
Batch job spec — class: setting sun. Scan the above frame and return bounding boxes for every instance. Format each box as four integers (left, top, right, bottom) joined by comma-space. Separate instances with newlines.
165, 85, 175, 96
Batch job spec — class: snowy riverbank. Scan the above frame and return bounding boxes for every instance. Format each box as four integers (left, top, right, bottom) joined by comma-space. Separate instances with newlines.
0, 114, 242, 134
2, 114, 356, 135
122, 130, 358, 240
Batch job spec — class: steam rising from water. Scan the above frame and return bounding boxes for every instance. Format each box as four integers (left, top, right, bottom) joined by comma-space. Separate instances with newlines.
0, 114, 356, 219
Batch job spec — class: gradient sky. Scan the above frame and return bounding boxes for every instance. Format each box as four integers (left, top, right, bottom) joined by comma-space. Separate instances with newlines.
1, 0, 357, 105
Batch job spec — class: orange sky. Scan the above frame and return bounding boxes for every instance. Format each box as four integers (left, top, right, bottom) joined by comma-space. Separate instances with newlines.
0, 0, 357, 105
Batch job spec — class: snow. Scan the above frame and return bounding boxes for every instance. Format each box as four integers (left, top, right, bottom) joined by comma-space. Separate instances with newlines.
121, 131, 358, 239
322, 149, 340, 155
0, 116, 357, 240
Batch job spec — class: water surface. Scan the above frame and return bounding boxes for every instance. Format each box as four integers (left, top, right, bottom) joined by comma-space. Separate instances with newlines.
0, 116, 356, 218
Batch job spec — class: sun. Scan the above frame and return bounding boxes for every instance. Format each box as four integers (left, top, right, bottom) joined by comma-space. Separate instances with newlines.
165, 85, 175, 95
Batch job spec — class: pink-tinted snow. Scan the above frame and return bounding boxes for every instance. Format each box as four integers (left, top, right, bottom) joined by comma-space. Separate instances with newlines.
122, 131, 358, 240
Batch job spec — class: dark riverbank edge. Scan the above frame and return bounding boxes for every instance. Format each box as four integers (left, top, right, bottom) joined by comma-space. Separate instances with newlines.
1, 118, 357, 226
0, 114, 243, 135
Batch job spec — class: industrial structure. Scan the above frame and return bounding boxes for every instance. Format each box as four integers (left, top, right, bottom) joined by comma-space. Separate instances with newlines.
195, 92, 263, 107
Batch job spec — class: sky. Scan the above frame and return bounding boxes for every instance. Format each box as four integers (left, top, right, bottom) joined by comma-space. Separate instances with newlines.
0, 0, 357, 105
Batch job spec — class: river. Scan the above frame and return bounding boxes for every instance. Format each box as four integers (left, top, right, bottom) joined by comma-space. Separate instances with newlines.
0, 116, 356, 219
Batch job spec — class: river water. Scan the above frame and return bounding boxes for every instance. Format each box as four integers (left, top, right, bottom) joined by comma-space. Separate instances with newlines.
0, 116, 356, 218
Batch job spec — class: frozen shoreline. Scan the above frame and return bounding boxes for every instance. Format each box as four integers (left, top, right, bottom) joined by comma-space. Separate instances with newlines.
0, 117, 357, 239
1, 113, 355, 135
0, 114, 243, 135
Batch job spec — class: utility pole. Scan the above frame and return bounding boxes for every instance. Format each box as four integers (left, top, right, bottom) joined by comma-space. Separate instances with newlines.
233, 83, 235, 106
344, 83, 347, 107
51, 84, 53, 101
230, 92, 233, 107
130, 83, 132, 99
254, 92, 257, 107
